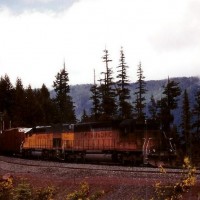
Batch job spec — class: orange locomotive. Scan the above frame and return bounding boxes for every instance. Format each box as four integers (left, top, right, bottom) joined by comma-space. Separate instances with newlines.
0, 120, 176, 166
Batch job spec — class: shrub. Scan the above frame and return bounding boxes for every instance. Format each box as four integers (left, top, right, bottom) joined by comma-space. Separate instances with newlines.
0, 175, 13, 200
153, 156, 196, 200
34, 186, 55, 200
66, 181, 104, 200
11, 179, 33, 200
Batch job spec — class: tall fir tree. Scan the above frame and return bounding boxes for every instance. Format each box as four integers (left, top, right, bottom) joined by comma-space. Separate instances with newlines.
133, 62, 146, 121
13, 78, 26, 127
193, 90, 200, 135
99, 48, 117, 120
36, 84, 56, 125
158, 78, 181, 133
191, 90, 200, 161
53, 62, 76, 123
80, 109, 89, 123
181, 89, 191, 156
23, 85, 43, 126
90, 69, 101, 121
148, 95, 158, 121
0, 74, 14, 129
116, 47, 132, 119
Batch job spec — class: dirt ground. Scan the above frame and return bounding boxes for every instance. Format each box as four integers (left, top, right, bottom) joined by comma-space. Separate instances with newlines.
1, 168, 200, 200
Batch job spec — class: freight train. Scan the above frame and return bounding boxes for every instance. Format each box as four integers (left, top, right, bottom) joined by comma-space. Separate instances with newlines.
0, 119, 176, 166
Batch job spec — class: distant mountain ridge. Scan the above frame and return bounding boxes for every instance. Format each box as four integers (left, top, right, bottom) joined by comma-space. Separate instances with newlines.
51, 76, 200, 125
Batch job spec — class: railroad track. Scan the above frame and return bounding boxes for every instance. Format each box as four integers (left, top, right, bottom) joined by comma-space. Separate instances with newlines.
1, 155, 199, 176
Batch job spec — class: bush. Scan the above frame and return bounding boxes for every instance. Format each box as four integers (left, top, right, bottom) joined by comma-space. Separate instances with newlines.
0, 174, 13, 200
153, 156, 196, 200
34, 186, 55, 200
66, 181, 104, 200
11, 179, 33, 200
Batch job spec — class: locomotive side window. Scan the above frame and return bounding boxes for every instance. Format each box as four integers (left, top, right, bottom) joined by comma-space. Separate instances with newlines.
53, 138, 61, 148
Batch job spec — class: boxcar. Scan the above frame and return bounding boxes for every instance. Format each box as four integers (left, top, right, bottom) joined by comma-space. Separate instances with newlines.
0, 128, 31, 155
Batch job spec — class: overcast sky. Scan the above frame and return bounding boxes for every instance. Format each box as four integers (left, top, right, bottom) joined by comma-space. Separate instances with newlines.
0, 0, 200, 88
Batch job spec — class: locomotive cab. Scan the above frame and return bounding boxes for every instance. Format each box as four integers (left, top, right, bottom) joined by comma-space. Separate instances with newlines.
118, 119, 176, 166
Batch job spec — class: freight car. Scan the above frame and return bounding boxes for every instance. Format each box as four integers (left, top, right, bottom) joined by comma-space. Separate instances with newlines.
0, 128, 31, 155
0, 119, 176, 166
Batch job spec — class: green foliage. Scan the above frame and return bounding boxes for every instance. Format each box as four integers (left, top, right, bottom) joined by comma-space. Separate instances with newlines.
90, 70, 101, 121
0, 176, 56, 200
0, 74, 61, 127
133, 62, 146, 121
1, 70, 199, 126
66, 181, 104, 200
158, 78, 181, 133
0, 74, 14, 128
0, 175, 13, 200
193, 90, 200, 134
116, 47, 132, 119
34, 186, 55, 200
99, 48, 117, 120
1, 176, 103, 200
53, 63, 76, 123
11, 179, 33, 200
90, 84, 101, 121
148, 95, 158, 120
153, 156, 196, 200
181, 89, 191, 155
12, 78, 26, 127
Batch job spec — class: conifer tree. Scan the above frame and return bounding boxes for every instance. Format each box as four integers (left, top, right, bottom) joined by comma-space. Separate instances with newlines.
90, 70, 101, 121
23, 85, 43, 126
99, 49, 117, 120
148, 95, 158, 121
116, 47, 132, 119
81, 109, 89, 122
193, 90, 200, 134
13, 78, 26, 127
0, 74, 14, 128
53, 62, 76, 123
37, 84, 56, 125
181, 89, 191, 156
133, 62, 146, 121
158, 78, 181, 133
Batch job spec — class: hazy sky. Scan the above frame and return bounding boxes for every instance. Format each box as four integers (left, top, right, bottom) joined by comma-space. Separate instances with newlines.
0, 0, 199, 88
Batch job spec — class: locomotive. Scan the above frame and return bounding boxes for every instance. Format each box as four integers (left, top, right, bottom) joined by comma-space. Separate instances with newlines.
0, 119, 176, 166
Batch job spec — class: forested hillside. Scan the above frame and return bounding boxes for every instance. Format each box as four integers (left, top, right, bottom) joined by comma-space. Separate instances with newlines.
0, 73, 199, 129
63, 77, 200, 124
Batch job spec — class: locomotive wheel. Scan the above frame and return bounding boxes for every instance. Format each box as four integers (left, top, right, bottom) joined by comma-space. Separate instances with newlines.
119, 154, 126, 165
80, 153, 86, 163
111, 153, 118, 162
42, 150, 50, 160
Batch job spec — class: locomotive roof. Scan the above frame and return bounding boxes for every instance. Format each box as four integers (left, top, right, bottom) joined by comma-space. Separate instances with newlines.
30, 124, 71, 133
119, 119, 160, 130
73, 120, 120, 132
